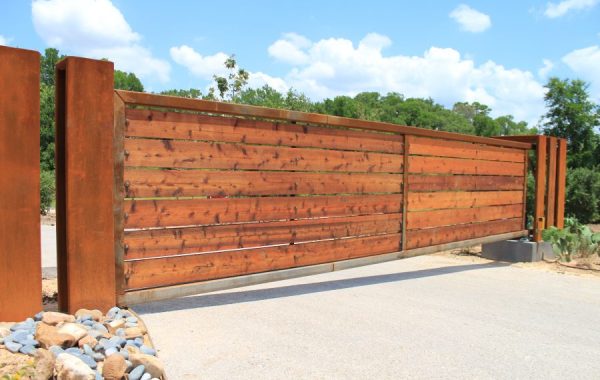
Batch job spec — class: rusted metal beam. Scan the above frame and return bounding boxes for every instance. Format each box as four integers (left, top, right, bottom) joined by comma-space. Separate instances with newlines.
534, 136, 547, 241
55, 57, 116, 313
119, 230, 528, 306
546, 137, 558, 226
555, 139, 567, 228
0, 46, 42, 321
115, 90, 531, 149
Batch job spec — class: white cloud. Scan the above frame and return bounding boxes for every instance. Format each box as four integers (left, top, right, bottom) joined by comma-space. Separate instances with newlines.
0, 35, 11, 45
538, 59, 554, 78
563, 45, 600, 98
31, 0, 170, 82
544, 0, 599, 18
263, 33, 545, 123
449, 4, 492, 33
268, 33, 311, 65
170, 45, 229, 79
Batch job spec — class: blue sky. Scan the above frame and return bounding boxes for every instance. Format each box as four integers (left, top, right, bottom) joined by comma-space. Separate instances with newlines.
1, 0, 599, 124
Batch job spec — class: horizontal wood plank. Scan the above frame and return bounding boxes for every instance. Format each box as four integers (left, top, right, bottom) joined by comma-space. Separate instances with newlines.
408, 175, 524, 192
125, 169, 402, 198
124, 233, 402, 289
126, 109, 404, 154
408, 156, 524, 176
117, 91, 532, 149
408, 191, 523, 210
409, 136, 525, 162
125, 194, 403, 229
406, 204, 523, 230
406, 218, 523, 249
125, 213, 402, 259
125, 138, 402, 173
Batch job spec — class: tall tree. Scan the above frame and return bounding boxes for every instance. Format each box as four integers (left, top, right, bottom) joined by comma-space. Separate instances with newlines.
114, 70, 144, 92
213, 55, 249, 101
543, 77, 600, 168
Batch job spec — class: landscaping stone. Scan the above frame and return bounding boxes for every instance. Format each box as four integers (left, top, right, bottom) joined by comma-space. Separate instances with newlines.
42, 311, 76, 325
55, 353, 96, 379
57, 323, 88, 342
5, 340, 23, 353
129, 353, 164, 379
75, 309, 103, 322
35, 348, 55, 380
102, 353, 128, 380
129, 364, 146, 380
78, 335, 98, 349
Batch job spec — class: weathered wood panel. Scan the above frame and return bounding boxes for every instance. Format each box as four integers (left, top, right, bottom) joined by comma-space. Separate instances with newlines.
125, 169, 402, 198
409, 136, 524, 162
125, 138, 403, 173
408, 156, 523, 176
125, 194, 403, 229
406, 218, 522, 249
126, 109, 404, 154
125, 213, 402, 259
406, 204, 523, 230
407, 175, 524, 192
408, 191, 523, 210
124, 233, 402, 289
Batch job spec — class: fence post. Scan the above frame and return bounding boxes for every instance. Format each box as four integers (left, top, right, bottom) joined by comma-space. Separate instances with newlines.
0, 46, 42, 321
55, 57, 116, 313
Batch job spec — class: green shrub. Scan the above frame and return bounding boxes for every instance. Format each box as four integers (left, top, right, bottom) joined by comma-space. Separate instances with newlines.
565, 167, 600, 223
542, 218, 600, 262
40, 170, 55, 215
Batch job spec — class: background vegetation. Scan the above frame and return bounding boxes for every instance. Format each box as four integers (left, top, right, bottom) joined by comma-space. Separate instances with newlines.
38, 49, 600, 224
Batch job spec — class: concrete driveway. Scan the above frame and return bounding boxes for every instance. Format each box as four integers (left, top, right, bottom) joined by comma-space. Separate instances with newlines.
134, 254, 600, 379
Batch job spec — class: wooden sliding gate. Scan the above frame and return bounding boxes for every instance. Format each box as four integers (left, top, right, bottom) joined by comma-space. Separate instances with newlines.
55, 57, 546, 310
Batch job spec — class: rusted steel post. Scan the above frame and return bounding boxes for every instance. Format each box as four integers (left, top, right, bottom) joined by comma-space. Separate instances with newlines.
546, 137, 557, 226
0, 46, 42, 321
55, 57, 116, 313
554, 139, 567, 228
534, 136, 547, 242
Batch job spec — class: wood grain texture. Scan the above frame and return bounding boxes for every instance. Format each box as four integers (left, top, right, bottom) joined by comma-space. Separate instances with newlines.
125, 213, 402, 259
409, 136, 525, 162
117, 90, 532, 149
408, 191, 523, 210
408, 155, 524, 176
406, 204, 523, 230
124, 169, 402, 198
406, 218, 522, 249
126, 109, 404, 154
546, 137, 557, 226
407, 175, 524, 192
125, 194, 403, 229
124, 233, 402, 289
125, 138, 403, 173
555, 139, 567, 228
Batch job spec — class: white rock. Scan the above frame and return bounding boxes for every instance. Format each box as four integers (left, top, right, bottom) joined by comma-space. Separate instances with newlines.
55, 353, 96, 380
57, 323, 87, 342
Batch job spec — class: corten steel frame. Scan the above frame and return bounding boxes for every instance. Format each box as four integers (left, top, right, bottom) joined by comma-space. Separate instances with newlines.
54, 56, 557, 308
0, 46, 42, 320
496, 135, 568, 241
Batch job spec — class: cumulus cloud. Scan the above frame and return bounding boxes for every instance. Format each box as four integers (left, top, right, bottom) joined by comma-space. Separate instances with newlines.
262, 33, 545, 123
538, 59, 554, 78
544, 0, 599, 18
563, 45, 600, 98
449, 4, 492, 33
0, 35, 11, 45
32, 0, 170, 82
268, 32, 311, 65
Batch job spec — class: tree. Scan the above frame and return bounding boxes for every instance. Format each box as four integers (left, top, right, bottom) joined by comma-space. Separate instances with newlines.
114, 70, 144, 92
40, 48, 63, 86
543, 78, 600, 168
213, 55, 249, 101
160, 88, 202, 99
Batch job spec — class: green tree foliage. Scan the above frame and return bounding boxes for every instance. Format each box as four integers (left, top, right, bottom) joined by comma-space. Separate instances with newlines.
543, 78, 600, 168
160, 88, 203, 99
40, 170, 55, 215
114, 70, 144, 92
565, 167, 600, 223
40, 48, 62, 87
238, 86, 313, 112
213, 55, 249, 101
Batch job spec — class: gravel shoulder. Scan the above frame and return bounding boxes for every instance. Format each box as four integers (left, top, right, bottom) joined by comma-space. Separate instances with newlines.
134, 253, 600, 379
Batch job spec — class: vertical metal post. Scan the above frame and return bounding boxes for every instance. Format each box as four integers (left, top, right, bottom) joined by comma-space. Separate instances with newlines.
114, 93, 126, 305
554, 139, 567, 228
546, 137, 557, 226
0, 46, 42, 321
401, 135, 410, 251
534, 136, 547, 242
55, 57, 116, 313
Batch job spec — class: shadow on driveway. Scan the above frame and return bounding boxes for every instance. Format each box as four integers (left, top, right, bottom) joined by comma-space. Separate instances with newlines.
135, 261, 509, 314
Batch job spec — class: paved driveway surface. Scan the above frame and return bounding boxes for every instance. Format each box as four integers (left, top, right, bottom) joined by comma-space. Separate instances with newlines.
134, 254, 600, 379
